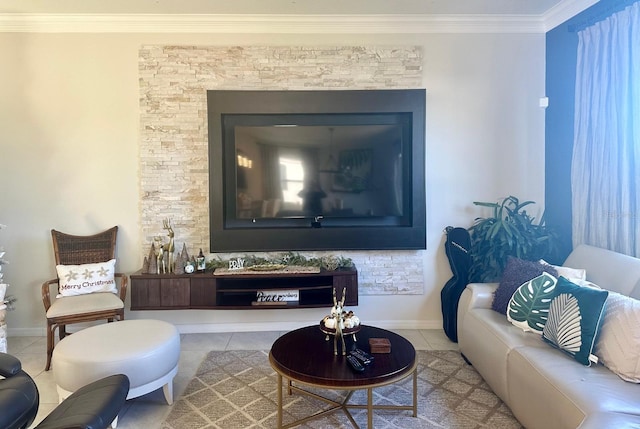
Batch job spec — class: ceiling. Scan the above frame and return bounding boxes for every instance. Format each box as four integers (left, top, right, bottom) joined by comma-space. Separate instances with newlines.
0, 0, 598, 33
0, 0, 568, 16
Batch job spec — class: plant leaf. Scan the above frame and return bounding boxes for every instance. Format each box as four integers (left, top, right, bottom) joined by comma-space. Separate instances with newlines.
507, 273, 557, 333
543, 293, 582, 354
467, 195, 560, 282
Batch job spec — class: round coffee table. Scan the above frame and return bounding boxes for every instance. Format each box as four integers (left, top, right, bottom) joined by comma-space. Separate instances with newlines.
269, 325, 417, 429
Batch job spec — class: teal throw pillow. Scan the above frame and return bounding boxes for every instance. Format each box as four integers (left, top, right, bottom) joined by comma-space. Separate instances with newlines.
507, 272, 557, 334
542, 277, 609, 366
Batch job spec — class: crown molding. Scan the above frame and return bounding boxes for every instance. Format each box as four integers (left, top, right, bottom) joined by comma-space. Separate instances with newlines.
0, 13, 547, 34
543, 0, 599, 31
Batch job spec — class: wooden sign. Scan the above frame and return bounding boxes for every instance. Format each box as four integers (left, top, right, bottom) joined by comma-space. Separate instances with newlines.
256, 289, 299, 302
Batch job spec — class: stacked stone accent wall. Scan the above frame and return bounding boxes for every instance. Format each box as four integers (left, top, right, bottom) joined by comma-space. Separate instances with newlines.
139, 45, 424, 294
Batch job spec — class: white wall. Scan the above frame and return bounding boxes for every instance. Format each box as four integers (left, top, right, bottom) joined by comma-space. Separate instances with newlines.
0, 31, 546, 335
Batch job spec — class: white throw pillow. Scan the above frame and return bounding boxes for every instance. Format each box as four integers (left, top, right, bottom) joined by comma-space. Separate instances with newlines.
540, 259, 587, 282
594, 292, 640, 383
56, 259, 118, 297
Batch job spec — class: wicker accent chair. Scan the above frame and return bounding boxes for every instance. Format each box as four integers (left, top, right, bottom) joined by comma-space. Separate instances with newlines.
42, 226, 127, 371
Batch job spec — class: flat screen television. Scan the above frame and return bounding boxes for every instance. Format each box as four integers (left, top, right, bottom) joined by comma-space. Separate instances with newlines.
207, 89, 426, 252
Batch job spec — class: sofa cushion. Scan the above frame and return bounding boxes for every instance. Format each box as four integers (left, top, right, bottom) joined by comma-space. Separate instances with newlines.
578, 412, 640, 429
459, 244, 640, 429
508, 344, 640, 429
492, 258, 558, 315
542, 277, 609, 366
541, 259, 587, 281
594, 292, 640, 383
458, 305, 548, 403
563, 244, 640, 299
507, 272, 557, 334
46, 292, 124, 318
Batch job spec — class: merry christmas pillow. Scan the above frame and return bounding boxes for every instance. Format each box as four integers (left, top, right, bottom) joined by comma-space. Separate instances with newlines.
56, 259, 117, 297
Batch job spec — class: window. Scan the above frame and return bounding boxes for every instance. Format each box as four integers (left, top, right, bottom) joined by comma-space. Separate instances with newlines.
279, 156, 304, 205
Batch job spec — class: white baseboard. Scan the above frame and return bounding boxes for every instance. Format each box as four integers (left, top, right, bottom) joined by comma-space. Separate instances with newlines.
8, 319, 443, 337
7, 327, 45, 337
145, 319, 442, 334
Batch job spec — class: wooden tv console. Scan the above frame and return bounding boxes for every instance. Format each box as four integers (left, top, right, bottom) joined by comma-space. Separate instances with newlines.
129, 268, 358, 310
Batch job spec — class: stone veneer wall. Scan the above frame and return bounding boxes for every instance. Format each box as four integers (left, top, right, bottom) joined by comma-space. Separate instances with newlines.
139, 45, 424, 294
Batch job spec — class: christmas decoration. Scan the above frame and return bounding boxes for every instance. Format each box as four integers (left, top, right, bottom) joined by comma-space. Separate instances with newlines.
0, 224, 16, 353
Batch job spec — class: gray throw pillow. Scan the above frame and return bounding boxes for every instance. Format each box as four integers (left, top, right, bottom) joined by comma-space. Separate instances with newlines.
491, 257, 558, 315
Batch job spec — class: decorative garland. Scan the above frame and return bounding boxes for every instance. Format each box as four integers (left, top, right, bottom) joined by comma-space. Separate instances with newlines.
206, 251, 353, 272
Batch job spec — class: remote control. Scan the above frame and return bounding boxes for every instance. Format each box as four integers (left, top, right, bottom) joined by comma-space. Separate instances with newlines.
346, 355, 366, 372
350, 348, 374, 365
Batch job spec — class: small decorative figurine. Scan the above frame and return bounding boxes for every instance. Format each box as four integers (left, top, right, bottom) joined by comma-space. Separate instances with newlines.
146, 244, 156, 274
148, 247, 158, 275
331, 287, 347, 355
320, 287, 361, 355
180, 243, 190, 264
152, 218, 176, 274
197, 248, 206, 272
163, 218, 175, 273
174, 252, 185, 274
153, 236, 164, 274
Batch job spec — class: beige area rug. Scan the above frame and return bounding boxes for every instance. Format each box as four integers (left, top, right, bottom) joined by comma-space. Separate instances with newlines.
161, 350, 523, 429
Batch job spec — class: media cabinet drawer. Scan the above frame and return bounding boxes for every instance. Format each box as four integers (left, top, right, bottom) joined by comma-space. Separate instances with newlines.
130, 277, 190, 310
130, 269, 357, 310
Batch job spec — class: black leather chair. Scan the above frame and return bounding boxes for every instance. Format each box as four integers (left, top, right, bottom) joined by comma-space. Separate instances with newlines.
0, 352, 129, 429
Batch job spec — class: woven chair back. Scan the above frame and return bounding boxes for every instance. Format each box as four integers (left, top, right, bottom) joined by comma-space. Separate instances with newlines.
51, 226, 118, 266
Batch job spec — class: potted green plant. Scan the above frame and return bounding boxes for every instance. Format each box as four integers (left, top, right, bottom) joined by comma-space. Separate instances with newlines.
468, 196, 560, 283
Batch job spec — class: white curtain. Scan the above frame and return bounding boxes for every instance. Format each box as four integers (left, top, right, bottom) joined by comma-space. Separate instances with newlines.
572, 1, 640, 256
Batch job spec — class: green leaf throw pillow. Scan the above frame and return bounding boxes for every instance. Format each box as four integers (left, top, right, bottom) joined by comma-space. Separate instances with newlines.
542, 277, 609, 366
507, 272, 557, 334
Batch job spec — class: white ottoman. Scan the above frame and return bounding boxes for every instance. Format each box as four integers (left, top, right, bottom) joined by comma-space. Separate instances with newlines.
52, 319, 180, 407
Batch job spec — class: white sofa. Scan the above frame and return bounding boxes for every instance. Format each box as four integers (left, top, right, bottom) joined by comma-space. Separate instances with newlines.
457, 244, 640, 429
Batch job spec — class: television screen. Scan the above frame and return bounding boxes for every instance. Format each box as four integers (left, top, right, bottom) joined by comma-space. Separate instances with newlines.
207, 89, 426, 252
225, 113, 411, 227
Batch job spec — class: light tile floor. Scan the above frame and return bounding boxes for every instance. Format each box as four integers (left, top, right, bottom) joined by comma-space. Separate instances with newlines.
7, 329, 458, 429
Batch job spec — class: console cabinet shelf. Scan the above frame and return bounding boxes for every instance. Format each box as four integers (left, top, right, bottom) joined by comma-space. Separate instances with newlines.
130, 268, 358, 311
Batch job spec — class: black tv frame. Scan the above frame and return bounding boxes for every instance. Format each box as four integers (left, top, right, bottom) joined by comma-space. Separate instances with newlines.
207, 89, 426, 252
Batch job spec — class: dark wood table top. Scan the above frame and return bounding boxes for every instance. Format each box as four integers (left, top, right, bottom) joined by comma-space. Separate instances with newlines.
269, 325, 416, 389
